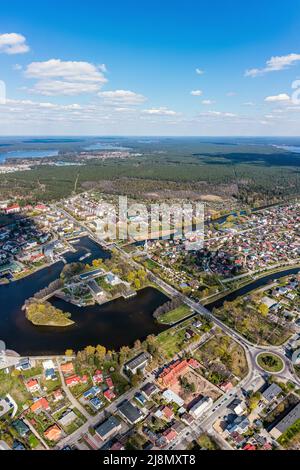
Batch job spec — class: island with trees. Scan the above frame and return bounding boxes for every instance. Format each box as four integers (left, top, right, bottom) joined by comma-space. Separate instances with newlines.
24, 299, 74, 327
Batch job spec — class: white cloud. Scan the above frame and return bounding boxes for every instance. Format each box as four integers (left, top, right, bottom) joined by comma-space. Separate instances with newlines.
199, 110, 237, 118
25, 59, 106, 82
190, 90, 203, 96
226, 91, 237, 96
5, 98, 82, 111
201, 99, 215, 105
0, 33, 29, 54
142, 107, 179, 116
245, 53, 300, 77
114, 107, 136, 113
30, 80, 101, 96
195, 68, 204, 75
243, 101, 255, 106
99, 63, 107, 73
264, 93, 290, 102
24, 59, 107, 96
98, 89, 146, 104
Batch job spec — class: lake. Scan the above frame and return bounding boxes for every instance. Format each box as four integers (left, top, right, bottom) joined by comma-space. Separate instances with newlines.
0, 149, 59, 162
0, 236, 168, 355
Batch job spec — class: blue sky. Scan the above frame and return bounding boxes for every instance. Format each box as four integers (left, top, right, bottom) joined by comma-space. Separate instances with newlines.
1, 0, 300, 135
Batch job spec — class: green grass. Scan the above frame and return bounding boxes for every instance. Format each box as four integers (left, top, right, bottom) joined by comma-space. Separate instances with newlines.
257, 353, 284, 373
0, 370, 31, 409
40, 375, 62, 393
69, 380, 92, 398
155, 320, 200, 359
157, 304, 192, 324
143, 258, 161, 270
28, 433, 40, 449
156, 328, 186, 358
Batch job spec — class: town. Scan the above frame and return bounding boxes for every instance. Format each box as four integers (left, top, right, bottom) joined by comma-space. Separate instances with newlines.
0, 190, 300, 452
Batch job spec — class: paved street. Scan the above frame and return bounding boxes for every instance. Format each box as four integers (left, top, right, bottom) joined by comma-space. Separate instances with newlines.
53, 205, 300, 450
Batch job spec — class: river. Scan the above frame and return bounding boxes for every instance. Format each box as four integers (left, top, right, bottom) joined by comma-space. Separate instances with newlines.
206, 266, 300, 311
1, 234, 299, 355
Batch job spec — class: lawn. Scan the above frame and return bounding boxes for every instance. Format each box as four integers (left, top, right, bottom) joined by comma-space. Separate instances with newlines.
156, 328, 187, 359
155, 320, 200, 359
41, 377, 62, 393
257, 353, 284, 373
28, 433, 40, 449
157, 304, 192, 324
0, 370, 31, 409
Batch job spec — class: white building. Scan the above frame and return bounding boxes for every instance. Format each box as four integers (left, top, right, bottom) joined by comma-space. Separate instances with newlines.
189, 396, 213, 419
162, 389, 185, 408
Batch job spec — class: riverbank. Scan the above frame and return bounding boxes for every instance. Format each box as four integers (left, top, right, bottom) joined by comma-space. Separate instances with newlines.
200, 263, 300, 308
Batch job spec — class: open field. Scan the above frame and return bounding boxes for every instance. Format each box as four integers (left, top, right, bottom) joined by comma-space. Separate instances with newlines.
155, 320, 200, 359
157, 304, 192, 324
0, 370, 31, 409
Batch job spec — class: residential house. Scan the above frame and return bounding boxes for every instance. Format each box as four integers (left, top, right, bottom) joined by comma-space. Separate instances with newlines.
61, 362, 74, 376
261, 383, 282, 404
118, 400, 144, 425
95, 416, 122, 442
25, 379, 40, 393
124, 352, 150, 375
44, 425, 62, 442
30, 397, 50, 413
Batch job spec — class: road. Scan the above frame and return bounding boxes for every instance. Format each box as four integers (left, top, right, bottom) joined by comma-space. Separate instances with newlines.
54, 203, 300, 448
56, 359, 91, 421
59, 203, 300, 388
56, 372, 155, 449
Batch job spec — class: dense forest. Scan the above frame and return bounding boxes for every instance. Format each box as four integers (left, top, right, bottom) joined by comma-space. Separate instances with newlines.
0, 138, 299, 205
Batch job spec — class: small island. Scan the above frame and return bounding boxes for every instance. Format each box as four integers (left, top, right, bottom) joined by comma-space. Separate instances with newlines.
24, 299, 74, 327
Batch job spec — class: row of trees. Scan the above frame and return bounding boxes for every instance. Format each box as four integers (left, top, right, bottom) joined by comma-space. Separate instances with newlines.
65, 332, 167, 376
153, 296, 182, 319
33, 279, 64, 300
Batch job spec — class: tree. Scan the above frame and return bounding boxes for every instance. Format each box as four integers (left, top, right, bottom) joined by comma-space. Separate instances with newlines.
96, 345, 106, 361
92, 259, 103, 268
65, 349, 74, 357
134, 339, 142, 351
248, 392, 261, 411
85, 345, 96, 356
119, 346, 131, 365
61, 262, 85, 280
134, 278, 141, 290
127, 272, 136, 283
259, 303, 269, 317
